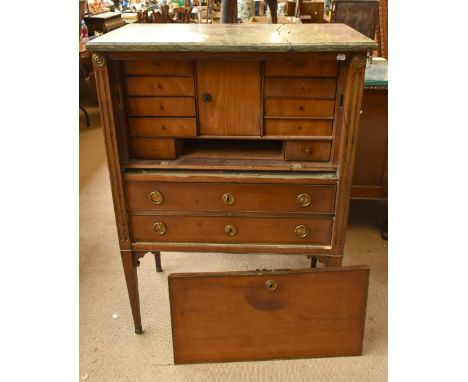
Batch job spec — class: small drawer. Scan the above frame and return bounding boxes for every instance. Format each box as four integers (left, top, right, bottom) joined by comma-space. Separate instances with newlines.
125, 76, 195, 97
128, 118, 197, 137
265, 61, 338, 77
264, 99, 335, 117
130, 137, 177, 159
125, 182, 336, 214
130, 215, 333, 245
284, 141, 332, 161
264, 78, 337, 98
126, 97, 196, 117
123, 60, 193, 76
264, 119, 333, 137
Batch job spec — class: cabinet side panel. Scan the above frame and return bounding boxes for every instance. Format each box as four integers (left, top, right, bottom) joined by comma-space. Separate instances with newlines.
332, 55, 367, 255
92, 53, 131, 249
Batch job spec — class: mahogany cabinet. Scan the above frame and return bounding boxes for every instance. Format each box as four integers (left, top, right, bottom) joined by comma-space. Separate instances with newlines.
87, 23, 377, 362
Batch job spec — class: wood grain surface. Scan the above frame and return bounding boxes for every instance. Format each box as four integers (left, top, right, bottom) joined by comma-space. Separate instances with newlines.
169, 266, 369, 363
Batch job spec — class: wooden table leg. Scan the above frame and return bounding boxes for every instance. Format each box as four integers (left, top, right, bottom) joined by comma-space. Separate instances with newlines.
310, 256, 317, 268
120, 251, 143, 334
154, 252, 163, 272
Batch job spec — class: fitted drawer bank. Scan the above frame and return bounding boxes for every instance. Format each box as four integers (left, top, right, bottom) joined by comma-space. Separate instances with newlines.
87, 23, 377, 362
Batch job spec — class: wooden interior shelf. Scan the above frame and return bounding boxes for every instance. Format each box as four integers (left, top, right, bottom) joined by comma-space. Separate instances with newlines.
179, 139, 284, 160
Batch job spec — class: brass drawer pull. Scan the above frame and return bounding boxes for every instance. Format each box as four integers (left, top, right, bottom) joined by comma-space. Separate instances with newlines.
156, 83, 162, 90
298, 105, 304, 111
158, 104, 164, 110
153, 222, 167, 235
222, 193, 235, 205
265, 280, 278, 291
149, 191, 164, 205
295, 224, 309, 238
297, 193, 311, 207
224, 224, 237, 236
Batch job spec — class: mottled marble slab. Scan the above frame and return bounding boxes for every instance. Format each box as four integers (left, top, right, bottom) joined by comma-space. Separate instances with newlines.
364, 57, 388, 88
278, 23, 378, 51
86, 23, 377, 52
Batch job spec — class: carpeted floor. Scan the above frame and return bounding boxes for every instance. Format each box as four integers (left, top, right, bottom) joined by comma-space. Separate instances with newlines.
79, 90, 388, 381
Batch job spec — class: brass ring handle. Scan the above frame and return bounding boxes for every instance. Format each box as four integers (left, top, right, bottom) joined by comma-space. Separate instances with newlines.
297, 193, 311, 207
222, 193, 235, 205
224, 224, 237, 236
265, 280, 278, 291
148, 191, 164, 205
153, 222, 167, 235
295, 224, 309, 238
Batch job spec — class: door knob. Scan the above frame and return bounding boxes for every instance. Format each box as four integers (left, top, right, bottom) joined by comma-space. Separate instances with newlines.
202, 93, 212, 103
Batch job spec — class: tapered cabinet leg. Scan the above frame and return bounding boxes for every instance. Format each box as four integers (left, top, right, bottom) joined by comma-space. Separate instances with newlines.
310, 256, 318, 268
120, 251, 143, 334
154, 252, 163, 272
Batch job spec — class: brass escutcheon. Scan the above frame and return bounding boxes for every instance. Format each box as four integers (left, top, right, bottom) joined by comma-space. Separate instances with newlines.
295, 224, 309, 238
265, 280, 278, 291
297, 193, 311, 207
222, 193, 235, 205
149, 191, 163, 205
153, 222, 167, 235
224, 224, 237, 236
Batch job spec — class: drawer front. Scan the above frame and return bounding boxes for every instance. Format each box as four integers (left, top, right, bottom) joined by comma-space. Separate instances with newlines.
128, 117, 197, 137
123, 60, 193, 76
264, 99, 335, 117
125, 182, 336, 214
264, 78, 337, 98
284, 141, 332, 161
264, 119, 333, 136
125, 76, 195, 97
127, 97, 196, 117
130, 215, 333, 245
265, 61, 338, 77
130, 137, 177, 159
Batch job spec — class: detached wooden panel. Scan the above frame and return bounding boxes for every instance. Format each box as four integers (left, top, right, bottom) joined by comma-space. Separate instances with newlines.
169, 266, 370, 363
123, 60, 193, 76
264, 78, 337, 98
130, 137, 177, 159
130, 215, 333, 245
284, 141, 332, 161
264, 119, 333, 136
197, 61, 261, 136
125, 76, 195, 96
128, 117, 197, 137
126, 97, 196, 117
265, 99, 335, 117
265, 60, 338, 77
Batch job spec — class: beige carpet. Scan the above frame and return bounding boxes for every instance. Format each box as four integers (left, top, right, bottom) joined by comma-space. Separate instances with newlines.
79, 97, 388, 381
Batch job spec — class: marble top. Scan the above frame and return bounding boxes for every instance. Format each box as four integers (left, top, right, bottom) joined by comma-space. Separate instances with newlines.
86, 23, 377, 52
364, 57, 388, 87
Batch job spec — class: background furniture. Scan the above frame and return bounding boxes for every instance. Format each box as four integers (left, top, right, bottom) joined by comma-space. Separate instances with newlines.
352, 57, 387, 200
286, 0, 324, 21
87, 24, 376, 359
331, 0, 379, 40
84, 11, 126, 35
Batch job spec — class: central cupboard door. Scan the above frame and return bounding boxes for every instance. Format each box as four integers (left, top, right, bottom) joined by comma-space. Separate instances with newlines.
197, 61, 261, 136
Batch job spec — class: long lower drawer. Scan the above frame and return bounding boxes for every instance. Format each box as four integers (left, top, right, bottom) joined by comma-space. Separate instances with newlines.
130, 215, 333, 245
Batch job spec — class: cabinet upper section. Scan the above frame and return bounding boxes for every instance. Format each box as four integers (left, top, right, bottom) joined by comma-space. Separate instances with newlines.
85, 24, 378, 53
